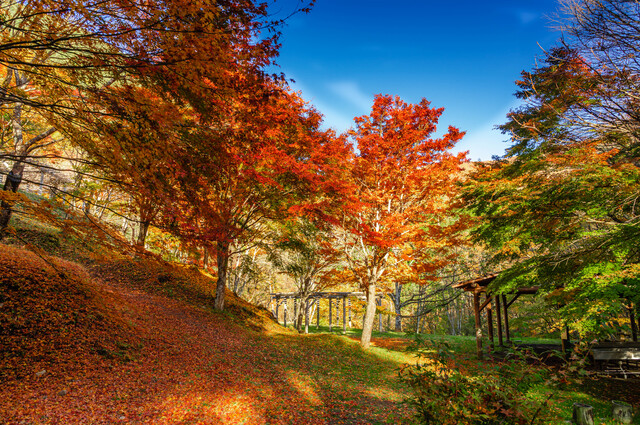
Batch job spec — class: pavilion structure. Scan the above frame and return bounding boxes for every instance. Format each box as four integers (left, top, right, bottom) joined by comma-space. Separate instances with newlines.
270, 291, 385, 334
453, 273, 541, 359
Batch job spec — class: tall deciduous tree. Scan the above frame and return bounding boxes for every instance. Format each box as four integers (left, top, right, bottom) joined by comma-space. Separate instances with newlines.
0, 0, 312, 241
160, 86, 350, 311
340, 94, 467, 349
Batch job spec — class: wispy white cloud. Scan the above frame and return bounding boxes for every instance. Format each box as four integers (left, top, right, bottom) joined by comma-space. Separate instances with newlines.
316, 102, 354, 134
515, 9, 539, 25
285, 77, 354, 134
326, 81, 373, 111
455, 100, 522, 161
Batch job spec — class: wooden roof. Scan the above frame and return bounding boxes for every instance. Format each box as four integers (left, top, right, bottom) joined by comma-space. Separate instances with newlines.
453, 273, 539, 295
453, 273, 499, 292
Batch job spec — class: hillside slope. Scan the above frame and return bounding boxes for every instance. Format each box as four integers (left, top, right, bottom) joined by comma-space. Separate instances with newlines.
0, 240, 413, 424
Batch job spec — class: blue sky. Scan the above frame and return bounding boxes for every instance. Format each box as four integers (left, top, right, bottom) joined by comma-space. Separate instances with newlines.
270, 1, 562, 160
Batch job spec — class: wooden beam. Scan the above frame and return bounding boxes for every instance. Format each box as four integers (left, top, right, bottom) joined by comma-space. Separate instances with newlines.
474, 291, 483, 359
506, 293, 521, 308
479, 296, 492, 313
495, 296, 503, 347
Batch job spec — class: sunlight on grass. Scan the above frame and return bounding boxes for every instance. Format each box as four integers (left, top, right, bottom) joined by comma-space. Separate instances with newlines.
364, 385, 405, 402
285, 370, 323, 406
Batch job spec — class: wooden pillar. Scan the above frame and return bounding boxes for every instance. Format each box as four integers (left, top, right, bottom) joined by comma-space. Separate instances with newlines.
495, 296, 503, 347
474, 291, 483, 360
329, 298, 333, 332
348, 298, 352, 328
342, 295, 347, 332
275, 299, 280, 324
294, 298, 298, 328
629, 306, 638, 342
304, 299, 309, 334
316, 299, 320, 329
561, 326, 571, 353
502, 294, 510, 344
487, 295, 494, 350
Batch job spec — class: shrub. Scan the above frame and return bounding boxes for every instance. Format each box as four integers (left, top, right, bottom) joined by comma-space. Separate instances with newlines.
399, 337, 559, 424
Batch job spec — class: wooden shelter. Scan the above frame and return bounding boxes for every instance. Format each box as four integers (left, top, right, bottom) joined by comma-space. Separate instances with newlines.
453, 274, 540, 359
270, 291, 384, 334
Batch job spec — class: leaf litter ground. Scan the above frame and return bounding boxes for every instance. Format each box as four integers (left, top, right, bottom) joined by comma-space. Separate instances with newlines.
0, 243, 414, 424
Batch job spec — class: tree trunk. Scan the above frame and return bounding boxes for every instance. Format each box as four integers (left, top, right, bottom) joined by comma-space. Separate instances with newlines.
214, 240, 230, 310
296, 294, 309, 333
0, 163, 25, 238
203, 246, 210, 270
137, 219, 150, 247
393, 282, 403, 332
361, 280, 377, 349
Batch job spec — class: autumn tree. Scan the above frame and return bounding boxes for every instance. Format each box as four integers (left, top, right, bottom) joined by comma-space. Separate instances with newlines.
157, 86, 350, 311
340, 94, 468, 349
0, 0, 312, 241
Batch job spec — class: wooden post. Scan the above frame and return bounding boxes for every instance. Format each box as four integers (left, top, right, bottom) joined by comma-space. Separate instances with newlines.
561, 326, 571, 353
329, 298, 333, 332
629, 306, 638, 342
487, 295, 494, 350
348, 298, 352, 328
474, 291, 483, 359
572, 403, 594, 425
316, 299, 320, 329
294, 297, 298, 328
342, 295, 347, 332
304, 299, 309, 334
502, 294, 510, 344
275, 299, 280, 324
495, 296, 503, 347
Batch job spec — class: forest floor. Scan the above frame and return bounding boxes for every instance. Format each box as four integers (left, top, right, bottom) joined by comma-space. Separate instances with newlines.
2, 219, 640, 424
0, 223, 415, 424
